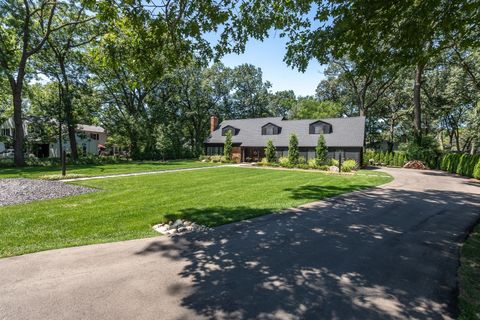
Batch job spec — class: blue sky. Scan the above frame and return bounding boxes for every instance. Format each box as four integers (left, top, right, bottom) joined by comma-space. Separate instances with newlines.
216, 33, 326, 97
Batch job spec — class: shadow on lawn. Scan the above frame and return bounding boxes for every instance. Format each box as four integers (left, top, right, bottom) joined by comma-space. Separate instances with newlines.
137, 187, 480, 319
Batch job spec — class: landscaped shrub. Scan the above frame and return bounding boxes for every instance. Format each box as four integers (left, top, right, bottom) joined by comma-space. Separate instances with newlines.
363, 149, 375, 166
265, 140, 276, 163
308, 158, 317, 168
220, 156, 231, 163
341, 159, 357, 172
258, 157, 269, 166
439, 153, 480, 178
330, 158, 339, 167
466, 155, 480, 177
315, 134, 328, 165
278, 156, 290, 167
210, 155, 222, 163
297, 163, 310, 169
401, 137, 441, 168
474, 159, 480, 179
456, 154, 469, 176
224, 130, 233, 161
288, 134, 299, 165
298, 156, 306, 165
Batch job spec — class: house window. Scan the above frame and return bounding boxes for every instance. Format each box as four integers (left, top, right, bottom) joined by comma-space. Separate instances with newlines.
1, 128, 11, 136
309, 121, 332, 134
206, 146, 224, 155
261, 123, 281, 135
90, 133, 99, 140
222, 126, 237, 136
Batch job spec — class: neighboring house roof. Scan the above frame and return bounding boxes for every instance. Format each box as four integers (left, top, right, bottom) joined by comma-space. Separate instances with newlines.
1, 118, 106, 136
205, 116, 365, 147
76, 124, 105, 133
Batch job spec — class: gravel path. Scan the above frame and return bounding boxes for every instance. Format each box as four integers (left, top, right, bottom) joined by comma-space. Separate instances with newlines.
0, 178, 96, 206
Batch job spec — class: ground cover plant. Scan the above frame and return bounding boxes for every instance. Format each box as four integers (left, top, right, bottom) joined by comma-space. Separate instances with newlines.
0, 167, 392, 257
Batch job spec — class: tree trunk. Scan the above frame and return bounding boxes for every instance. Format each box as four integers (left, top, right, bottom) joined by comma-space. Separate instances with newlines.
388, 119, 395, 153
413, 62, 425, 143
455, 130, 461, 152
12, 88, 26, 166
59, 59, 78, 160
471, 140, 477, 155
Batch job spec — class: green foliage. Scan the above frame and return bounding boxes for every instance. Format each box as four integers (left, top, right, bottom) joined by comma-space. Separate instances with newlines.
341, 159, 357, 172
440, 153, 480, 178
363, 149, 375, 165
315, 134, 328, 165
362, 150, 407, 167
456, 154, 469, 176
224, 130, 233, 160
288, 134, 299, 165
265, 140, 277, 163
466, 155, 480, 178
308, 158, 317, 168
401, 137, 441, 168
291, 98, 344, 119
278, 156, 290, 167
474, 159, 480, 179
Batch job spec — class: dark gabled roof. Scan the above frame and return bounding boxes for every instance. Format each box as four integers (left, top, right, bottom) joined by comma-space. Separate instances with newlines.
205, 116, 365, 147
261, 122, 281, 128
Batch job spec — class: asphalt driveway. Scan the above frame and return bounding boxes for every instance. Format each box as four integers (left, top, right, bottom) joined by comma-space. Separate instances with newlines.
1, 168, 479, 320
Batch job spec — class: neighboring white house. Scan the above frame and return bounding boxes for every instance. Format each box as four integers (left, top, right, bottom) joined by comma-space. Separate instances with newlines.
0, 118, 107, 158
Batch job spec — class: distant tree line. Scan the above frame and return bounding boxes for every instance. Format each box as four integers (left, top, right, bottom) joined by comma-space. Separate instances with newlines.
1, 0, 479, 165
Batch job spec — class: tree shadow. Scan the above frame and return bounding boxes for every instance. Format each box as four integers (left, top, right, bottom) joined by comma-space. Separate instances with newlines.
284, 184, 377, 201
136, 188, 480, 319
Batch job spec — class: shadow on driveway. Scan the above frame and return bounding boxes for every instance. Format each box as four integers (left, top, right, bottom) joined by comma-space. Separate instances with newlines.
136, 186, 480, 319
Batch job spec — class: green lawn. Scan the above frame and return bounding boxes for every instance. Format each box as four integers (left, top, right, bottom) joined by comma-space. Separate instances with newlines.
0, 167, 392, 258
0, 159, 221, 179
458, 223, 480, 320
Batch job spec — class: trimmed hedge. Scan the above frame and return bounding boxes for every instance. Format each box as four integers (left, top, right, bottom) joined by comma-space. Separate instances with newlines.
363, 150, 408, 167
440, 153, 480, 179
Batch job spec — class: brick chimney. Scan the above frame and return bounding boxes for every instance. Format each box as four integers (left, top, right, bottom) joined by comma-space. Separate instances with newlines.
210, 116, 218, 133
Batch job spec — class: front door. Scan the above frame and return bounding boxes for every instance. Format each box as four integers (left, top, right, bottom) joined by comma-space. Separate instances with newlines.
244, 147, 265, 162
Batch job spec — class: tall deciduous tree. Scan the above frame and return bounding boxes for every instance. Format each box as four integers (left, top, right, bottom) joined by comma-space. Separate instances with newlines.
38, 2, 97, 160
291, 98, 343, 119
0, 0, 59, 165
223, 0, 479, 143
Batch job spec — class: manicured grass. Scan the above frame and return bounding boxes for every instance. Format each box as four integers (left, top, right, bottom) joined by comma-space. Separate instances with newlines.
458, 222, 480, 320
0, 159, 221, 179
0, 167, 392, 258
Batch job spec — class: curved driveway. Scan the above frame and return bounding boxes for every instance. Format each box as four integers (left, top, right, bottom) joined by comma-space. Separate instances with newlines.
1, 168, 479, 320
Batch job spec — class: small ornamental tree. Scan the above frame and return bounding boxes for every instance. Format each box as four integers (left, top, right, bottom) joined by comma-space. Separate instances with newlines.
224, 130, 233, 160
265, 140, 276, 163
288, 133, 299, 165
315, 134, 328, 165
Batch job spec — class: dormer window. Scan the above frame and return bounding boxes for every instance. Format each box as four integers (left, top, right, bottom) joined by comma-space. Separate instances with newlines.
309, 121, 332, 134
261, 123, 281, 135
222, 125, 238, 136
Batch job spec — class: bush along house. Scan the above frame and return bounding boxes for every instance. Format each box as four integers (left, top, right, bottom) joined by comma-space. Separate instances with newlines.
204, 116, 365, 164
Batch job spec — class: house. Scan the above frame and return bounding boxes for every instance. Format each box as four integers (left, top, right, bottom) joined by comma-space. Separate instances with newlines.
0, 117, 107, 158
204, 116, 365, 164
